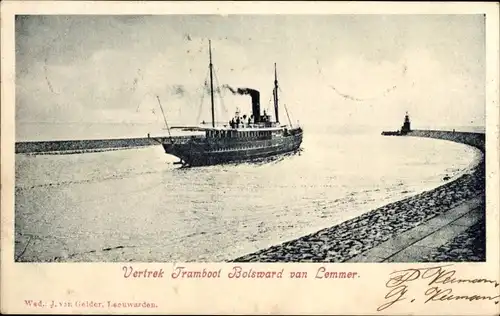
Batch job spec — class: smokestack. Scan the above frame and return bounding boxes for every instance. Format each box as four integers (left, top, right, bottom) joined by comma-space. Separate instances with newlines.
224, 85, 261, 124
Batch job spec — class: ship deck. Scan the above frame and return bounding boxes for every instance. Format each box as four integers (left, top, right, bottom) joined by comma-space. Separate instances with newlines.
159, 128, 303, 166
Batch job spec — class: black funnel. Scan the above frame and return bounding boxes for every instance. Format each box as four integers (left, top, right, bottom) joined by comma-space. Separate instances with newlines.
236, 88, 260, 124
224, 85, 261, 124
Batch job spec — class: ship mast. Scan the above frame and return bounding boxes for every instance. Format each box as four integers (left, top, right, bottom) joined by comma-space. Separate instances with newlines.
209, 40, 215, 128
273, 63, 279, 124
156, 95, 173, 141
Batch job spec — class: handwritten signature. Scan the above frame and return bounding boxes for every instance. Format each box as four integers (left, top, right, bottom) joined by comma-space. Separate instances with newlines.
378, 264, 499, 311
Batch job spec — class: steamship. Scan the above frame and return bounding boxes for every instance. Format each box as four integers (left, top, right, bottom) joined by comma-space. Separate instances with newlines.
152, 40, 303, 167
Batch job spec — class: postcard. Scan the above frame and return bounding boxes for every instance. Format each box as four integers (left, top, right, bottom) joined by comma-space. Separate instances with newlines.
1, 1, 499, 314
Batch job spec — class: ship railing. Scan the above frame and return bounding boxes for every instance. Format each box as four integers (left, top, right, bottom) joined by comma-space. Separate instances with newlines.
155, 135, 205, 145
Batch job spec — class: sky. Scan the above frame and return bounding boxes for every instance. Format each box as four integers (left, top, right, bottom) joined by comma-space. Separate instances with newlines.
15, 14, 485, 135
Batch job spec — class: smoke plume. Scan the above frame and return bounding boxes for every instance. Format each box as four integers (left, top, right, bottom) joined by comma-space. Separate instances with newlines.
223, 85, 261, 123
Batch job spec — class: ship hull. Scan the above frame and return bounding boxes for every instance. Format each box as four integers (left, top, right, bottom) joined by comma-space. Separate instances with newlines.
162, 130, 303, 167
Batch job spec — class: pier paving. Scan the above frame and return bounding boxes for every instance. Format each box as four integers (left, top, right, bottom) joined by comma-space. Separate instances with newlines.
232, 130, 485, 263
346, 196, 485, 263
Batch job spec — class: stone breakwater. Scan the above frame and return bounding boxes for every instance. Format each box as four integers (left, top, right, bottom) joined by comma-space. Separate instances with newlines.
231, 130, 485, 262
15, 137, 158, 154
15, 135, 202, 155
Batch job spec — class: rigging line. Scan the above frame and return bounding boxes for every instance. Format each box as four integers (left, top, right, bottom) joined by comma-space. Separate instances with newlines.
213, 66, 228, 116
212, 67, 222, 95
195, 90, 206, 124
267, 94, 273, 113
283, 103, 293, 128
277, 86, 286, 102
195, 67, 210, 124
277, 86, 293, 127
195, 81, 207, 124
214, 67, 227, 100
156, 96, 173, 140
267, 80, 276, 113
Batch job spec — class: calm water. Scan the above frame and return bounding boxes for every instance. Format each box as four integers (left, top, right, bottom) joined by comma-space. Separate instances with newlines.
14, 128, 481, 262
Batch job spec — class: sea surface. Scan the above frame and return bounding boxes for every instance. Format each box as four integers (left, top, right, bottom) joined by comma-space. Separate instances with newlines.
14, 126, 482, 262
